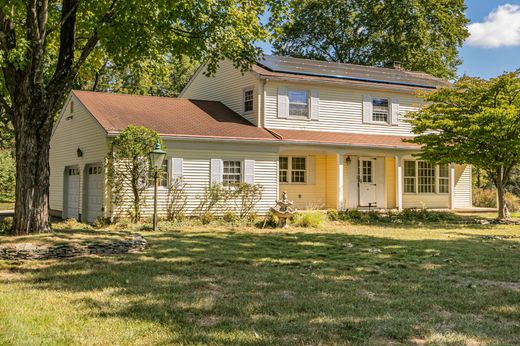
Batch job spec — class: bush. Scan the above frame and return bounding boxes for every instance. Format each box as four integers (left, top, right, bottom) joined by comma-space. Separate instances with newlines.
223, 211, 239, 223
292, 211, 325, 228
166, 178, 188, 222
234, 183, 263, 219
327, 208, 339, 221
0, 216, 13, 233
257, 211, 279, 228
0, 150, 15, 201
473, 188, 520, 212
200, 212, 213, 225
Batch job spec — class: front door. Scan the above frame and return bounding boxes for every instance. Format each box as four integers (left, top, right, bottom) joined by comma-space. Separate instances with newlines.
358, 158, 377, 207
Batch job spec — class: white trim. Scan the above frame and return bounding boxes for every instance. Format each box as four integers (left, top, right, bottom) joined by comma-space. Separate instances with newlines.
337, 153, 344, 210
396, 156, 403, 211
242, 86, 255, 114
449, 163, 455, 209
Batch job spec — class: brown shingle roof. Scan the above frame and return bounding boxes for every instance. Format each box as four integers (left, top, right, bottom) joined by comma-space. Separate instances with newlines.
72, 90, 419, 150
269, 128, 419, 149
73, 90, 276, 141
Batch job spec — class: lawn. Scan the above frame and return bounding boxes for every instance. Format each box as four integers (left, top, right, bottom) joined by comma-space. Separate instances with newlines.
0, 201, 14, 211
1, 221, 520, 345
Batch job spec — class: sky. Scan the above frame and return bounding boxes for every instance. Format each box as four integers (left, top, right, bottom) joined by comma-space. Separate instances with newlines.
259, 1, 520, 79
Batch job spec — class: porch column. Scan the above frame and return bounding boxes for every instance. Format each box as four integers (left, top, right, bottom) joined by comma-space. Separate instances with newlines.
337, 152, 345, 210
449, 163, 455, 210
395, 156, 403, 211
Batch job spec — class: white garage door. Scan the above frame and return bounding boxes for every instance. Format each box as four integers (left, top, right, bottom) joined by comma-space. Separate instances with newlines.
86, 165, 104, 223
65, 167, 80, 219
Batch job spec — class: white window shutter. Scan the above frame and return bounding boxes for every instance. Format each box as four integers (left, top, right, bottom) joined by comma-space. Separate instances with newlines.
390, 97, 399, 126
244, 160, 255, 184
310, 90, 320, 120
307, 156, 316, 185
363, 95, 372, 123
170, 158, 183, 182
278, 87, 288, 119
210, 159, 223, 185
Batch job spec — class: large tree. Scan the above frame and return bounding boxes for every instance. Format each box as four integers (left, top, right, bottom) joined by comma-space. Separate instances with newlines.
409, 71, 520, 220
273, 0, 469, 79
0, 0, 285, 235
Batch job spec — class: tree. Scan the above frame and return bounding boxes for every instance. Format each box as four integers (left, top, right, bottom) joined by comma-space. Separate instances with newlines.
0, 0, 285, 235
409, 71, 520, 220
107, 125, 161, 223
272, 0, 469, 79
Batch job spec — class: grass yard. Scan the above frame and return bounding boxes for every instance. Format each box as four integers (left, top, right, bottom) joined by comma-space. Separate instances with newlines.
0, 201, 14, 211
1, 221, 520, 345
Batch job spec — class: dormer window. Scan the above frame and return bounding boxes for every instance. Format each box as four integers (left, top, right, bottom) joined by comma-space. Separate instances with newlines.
243, 89, 254, 113
372, 98, 389, 123
288, 89, 309, 117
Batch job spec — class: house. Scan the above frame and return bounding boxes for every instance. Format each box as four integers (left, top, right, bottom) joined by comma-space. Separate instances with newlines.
49, 55, 472, 222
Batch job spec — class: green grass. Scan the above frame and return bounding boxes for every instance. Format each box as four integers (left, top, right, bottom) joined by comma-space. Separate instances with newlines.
1, 221, 520, 345
0, 201, 14, 211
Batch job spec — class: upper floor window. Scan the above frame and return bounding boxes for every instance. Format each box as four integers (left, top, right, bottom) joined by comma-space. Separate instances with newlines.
288, 90, 309, 117
223, 160, 242, 185
243, 89, 254, 113
372, 98, 389, 123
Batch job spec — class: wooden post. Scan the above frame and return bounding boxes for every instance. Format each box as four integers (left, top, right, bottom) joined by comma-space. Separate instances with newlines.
338, 152, 344, 210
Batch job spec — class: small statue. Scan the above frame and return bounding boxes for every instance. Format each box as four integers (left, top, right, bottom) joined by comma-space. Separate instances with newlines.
269, 191, 297, 227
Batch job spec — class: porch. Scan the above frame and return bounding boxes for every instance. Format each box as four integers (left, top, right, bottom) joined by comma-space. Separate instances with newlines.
278, 147, 472, 211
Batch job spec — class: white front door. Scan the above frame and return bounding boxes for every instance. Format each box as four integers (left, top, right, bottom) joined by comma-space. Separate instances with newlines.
65, 167, 80, 219
86, 164, 104, 223
359, 158, 377, 207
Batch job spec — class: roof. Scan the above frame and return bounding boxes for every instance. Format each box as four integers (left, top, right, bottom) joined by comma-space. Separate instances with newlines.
72, 90, 276, 141
71, 90, 419, 150
268, 128, 419, 149
254, 55, 450, 90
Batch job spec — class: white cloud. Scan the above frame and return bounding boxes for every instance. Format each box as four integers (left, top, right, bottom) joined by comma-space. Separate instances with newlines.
467, 4, 520, 48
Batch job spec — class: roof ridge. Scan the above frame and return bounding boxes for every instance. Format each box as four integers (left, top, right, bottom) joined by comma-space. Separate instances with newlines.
72, 90, 225, 103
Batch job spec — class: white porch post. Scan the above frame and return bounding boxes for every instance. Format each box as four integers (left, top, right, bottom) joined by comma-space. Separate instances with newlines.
449, 163, 455, 210
337, 152, 345, 210
395, 156, 403, 211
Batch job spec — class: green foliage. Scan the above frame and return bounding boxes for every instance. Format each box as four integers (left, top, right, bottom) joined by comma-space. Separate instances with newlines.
334, 209, 476, 225
166, 178, 188, 222
258, 211, 279, 228
200, 212, 214, 225
223, 211, 239, 223
409, 71, 520, 219
107, 125, 162, 222
0, 150, 15, 200
292, 211, 326, 228
195, 184, 235, 221
233, 183, 264, 219
326, 208, 339, 221
473, 189, 520, 212
0, 216, 13, 234
273, 0, 469, 79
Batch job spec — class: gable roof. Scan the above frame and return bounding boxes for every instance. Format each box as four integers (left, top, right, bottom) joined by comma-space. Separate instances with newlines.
71, 90, 419, 150
253, 55, 449, 90
72, 90, 277, 141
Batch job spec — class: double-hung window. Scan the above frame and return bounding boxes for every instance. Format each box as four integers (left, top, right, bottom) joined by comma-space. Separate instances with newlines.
279, 156, 306, 183
288, 90, 309, 117
372, 98, 389, 123
404, 160, 450, 194
243, 89, 254, 113
223, 160, 242, 185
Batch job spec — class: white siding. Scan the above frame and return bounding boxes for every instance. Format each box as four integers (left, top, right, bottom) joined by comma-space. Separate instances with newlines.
264, 81, 423, 136
111, 141, 278, 218
181, 60, 261, 125
454, 164, 472, 208
49, 94, 109, 217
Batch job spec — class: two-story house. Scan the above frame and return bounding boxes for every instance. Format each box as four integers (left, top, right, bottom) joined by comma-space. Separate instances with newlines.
49, 55, 472, 222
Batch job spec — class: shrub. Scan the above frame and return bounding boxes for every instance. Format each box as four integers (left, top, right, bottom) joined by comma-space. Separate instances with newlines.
223, 211, 239, 223
327, 208, 339, 221
292, 211, 325, 228
200, 212, 213, 225
195, 184, 234, 221
234, 183, 263, 219
0, 150, 15, 201
0, 216, 13, 233
473, 188, 520, 212
256, 211, 279, 228
166, 178, 188, 221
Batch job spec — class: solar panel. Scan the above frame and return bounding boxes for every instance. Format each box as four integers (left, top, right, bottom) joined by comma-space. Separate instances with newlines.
257, 55, 446, 89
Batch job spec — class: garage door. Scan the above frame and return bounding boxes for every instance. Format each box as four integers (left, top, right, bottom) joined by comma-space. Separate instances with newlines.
65, 167, 80, 219
86, 165, 104, 223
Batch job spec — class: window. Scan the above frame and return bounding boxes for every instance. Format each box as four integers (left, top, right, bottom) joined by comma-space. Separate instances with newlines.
372, 98, 389, 123
279, 156, 306, 183
159, 159, 168, 187
223, 160, 241, 185
288, 90, 309, 117
68, 168, 79, 176
279, 157, 288, 183
291, 157, 306, 183
418, 161, 435, 193
361, 160, 373, 183
404, 160, 416, 193
244, 89, 254, 113
439, 164, 449, 193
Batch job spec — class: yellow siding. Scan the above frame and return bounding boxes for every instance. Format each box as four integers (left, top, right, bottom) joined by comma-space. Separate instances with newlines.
49, 94, 109, 215
325, 155, 339, 209
181, 60, 261, 125
385, 157, 396, 208
264, 80, 423, 136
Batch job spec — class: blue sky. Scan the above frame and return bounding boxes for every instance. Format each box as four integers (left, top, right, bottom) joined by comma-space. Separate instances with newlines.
260, 1, 520, 79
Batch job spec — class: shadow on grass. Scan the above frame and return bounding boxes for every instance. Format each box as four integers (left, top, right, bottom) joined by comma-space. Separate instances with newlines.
6, 228, 520, 344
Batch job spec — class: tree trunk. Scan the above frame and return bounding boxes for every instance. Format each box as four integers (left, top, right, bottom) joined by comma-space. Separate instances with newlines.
496, 177, 510, 220
12, 105, 53, 234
